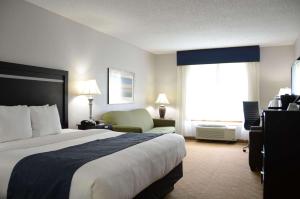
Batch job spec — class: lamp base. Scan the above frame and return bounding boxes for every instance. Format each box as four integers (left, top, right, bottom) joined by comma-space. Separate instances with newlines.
88, 98, 93, 120
159, 105, 166, 119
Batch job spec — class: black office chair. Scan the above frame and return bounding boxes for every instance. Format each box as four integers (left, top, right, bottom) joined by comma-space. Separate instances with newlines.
242, 101, 260, 152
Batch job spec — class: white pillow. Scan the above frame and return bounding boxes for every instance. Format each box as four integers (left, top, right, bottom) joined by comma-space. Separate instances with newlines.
0, 106, 32, 143
30, 105, 62, 137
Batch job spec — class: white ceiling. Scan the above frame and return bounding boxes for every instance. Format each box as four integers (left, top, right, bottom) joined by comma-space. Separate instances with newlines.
26, 0, 300, 54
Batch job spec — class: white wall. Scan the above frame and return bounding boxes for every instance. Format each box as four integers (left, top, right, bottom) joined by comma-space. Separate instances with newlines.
0, 0, 155, 128
154, 46, 295, 119
296, 36, 300, 59
259, 46, 295, 108
153, 54, 177, 119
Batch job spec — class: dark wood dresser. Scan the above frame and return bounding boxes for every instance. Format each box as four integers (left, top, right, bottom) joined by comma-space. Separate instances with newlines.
263, 110, 300, 199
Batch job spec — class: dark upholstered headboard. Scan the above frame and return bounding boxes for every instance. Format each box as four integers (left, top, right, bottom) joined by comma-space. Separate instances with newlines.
0, 61, 68, 128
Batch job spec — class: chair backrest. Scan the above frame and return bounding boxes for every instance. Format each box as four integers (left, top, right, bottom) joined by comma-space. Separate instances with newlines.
243, 101, 260, 130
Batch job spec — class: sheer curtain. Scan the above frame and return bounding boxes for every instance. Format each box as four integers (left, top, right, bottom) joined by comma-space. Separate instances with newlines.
176, 62, 259, 139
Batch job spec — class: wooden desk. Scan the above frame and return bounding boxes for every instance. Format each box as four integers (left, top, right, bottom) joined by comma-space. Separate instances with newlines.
263, 110, 300, 199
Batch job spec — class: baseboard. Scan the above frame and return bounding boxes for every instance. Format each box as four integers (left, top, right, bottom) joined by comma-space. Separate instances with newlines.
237, 139, 248, 143
184, 136, 196, 140
184, 136, 248, 143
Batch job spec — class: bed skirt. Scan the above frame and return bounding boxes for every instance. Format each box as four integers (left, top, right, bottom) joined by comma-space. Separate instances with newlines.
134, 162, 183, 199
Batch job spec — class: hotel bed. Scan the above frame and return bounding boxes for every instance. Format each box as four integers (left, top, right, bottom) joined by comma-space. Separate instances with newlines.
0, 129, 186, 199
0, 61, 186, 199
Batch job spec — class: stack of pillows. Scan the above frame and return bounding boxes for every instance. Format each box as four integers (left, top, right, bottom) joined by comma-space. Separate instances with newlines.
0, 105, 61, 143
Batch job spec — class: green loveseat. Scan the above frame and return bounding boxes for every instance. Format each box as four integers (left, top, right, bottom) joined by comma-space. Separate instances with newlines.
101, 109, 175, 134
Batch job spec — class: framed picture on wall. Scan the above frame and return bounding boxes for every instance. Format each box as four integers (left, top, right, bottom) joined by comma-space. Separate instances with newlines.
108, 68, 134, 104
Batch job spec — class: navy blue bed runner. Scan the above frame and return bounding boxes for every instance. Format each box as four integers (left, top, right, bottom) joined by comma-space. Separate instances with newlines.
7, 133, 163, 199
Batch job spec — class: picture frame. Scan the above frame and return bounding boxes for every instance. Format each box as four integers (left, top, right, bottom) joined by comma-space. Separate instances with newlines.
108, 68, 134, 104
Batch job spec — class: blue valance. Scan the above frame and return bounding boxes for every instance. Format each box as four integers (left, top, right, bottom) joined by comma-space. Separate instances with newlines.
177, 46, 260, 66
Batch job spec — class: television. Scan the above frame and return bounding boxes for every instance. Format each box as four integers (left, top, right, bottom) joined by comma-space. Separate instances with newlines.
291, 57, 300, 95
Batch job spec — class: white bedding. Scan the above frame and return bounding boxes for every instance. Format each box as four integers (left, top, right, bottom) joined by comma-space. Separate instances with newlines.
0, 129, 186, 199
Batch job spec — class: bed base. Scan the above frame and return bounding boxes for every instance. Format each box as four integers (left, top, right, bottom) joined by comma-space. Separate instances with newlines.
134, 162, 183, 199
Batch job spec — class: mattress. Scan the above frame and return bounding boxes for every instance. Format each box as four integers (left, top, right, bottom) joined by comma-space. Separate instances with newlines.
0, 129, 186, 199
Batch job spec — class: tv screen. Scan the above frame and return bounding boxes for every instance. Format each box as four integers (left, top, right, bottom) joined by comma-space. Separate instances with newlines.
291, 57, 300, 95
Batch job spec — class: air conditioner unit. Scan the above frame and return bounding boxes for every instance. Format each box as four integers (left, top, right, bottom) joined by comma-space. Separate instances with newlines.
196, 125, 237, 141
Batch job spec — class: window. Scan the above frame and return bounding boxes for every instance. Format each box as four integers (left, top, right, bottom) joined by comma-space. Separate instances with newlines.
185, 63, 249, 121
178, 62, 259, 136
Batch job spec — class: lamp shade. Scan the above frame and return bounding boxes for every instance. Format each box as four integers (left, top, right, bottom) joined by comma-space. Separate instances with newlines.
278, 87, 291, 96
155, 93, 169, 104
80, 80, 101, 96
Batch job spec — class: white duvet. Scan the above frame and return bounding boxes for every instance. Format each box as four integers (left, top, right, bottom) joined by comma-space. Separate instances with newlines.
0, 129, 186, 199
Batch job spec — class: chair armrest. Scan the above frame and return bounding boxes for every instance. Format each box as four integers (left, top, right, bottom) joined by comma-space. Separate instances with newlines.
250, 126, 263, 131
112, 125, 142, 133
153, 119, 175, 127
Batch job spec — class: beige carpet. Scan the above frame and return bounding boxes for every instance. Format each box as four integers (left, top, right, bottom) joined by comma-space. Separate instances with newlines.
166, 140, 263, 199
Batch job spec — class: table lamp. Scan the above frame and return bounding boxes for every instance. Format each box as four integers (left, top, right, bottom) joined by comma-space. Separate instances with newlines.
278, 87, 291, 96
268, 87, 291, 110
155, 93, 169, 119
80, 79, 101, 120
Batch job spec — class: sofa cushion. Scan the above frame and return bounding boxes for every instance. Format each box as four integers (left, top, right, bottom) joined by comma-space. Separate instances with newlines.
145, 126, 175, 134
102, 109, 154, 132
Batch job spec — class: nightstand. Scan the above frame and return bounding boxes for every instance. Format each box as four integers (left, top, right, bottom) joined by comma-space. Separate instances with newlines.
77, 124, 112, 130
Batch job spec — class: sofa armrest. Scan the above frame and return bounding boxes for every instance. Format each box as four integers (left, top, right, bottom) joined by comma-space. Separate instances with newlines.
153, 119, 175, 127
112, 125, 143, 133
